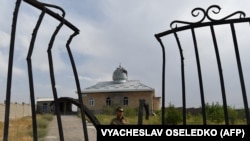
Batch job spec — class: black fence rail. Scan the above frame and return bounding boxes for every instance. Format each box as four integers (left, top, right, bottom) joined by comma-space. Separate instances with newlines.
155, 5, 250, 125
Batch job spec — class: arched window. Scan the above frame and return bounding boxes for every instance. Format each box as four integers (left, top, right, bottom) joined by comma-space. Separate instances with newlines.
106, 97, 112, 106
89, 98, 94, 106
123, 97, 128, 106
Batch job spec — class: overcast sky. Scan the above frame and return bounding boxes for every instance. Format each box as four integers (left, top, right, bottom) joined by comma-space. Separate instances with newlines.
1, 0, 250, 108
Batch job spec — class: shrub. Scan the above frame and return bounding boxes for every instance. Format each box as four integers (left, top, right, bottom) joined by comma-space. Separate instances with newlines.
37, 118, 49, 128
41, 114, 54, 121
164, 103, 182, 125
205, 102, 224, 124
27, 127, 48, 139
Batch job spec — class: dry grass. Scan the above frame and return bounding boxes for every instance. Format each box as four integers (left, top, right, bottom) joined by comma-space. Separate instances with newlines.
0, 116, 33, 141
0, 114, 53, 141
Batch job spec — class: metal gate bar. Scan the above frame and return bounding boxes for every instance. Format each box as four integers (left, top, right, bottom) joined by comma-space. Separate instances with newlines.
155, 5, 250, 125
230, 22, 249, 124
210, 25, 229, 125
3, 0, 89, 141
26, 9, 46, 141
3, 0, 22, 140
173, 32, 186, 125
190, 27, 207, 125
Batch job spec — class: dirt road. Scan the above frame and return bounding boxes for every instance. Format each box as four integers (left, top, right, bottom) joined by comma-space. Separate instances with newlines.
44, 115, 97, 141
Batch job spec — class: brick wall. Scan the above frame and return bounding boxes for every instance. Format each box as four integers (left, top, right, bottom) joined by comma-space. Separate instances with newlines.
82, 90, 159, 113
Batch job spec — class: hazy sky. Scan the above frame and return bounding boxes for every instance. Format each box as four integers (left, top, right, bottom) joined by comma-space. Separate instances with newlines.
1, 0, 250, 108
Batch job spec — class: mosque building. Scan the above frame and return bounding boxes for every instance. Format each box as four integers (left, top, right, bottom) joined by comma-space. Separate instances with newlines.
80, 65, 161, 114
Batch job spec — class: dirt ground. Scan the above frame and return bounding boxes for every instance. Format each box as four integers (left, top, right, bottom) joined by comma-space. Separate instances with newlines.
44, 115, 97, 141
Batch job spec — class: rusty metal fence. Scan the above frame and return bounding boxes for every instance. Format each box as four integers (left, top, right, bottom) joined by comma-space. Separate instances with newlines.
155, 5, 250, 125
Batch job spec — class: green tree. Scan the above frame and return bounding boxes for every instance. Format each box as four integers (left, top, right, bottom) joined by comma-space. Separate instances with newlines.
205, 102, 224, 124
164, 103, 182, 125
227, 105, 238, 125
237, 109, 247, 122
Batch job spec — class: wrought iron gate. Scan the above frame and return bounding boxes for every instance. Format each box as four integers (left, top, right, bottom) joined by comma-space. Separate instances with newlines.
155, 5, 250, 125
3, 1, 150, 140
3, 0, 95, 141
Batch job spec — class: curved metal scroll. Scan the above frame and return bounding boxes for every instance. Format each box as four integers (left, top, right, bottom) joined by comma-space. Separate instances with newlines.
170, 5, 246, 28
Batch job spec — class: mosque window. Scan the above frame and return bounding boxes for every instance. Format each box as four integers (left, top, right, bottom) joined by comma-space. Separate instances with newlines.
89, 98, 94, 106
123, 97, 128, 106
106, 97, 112, 106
